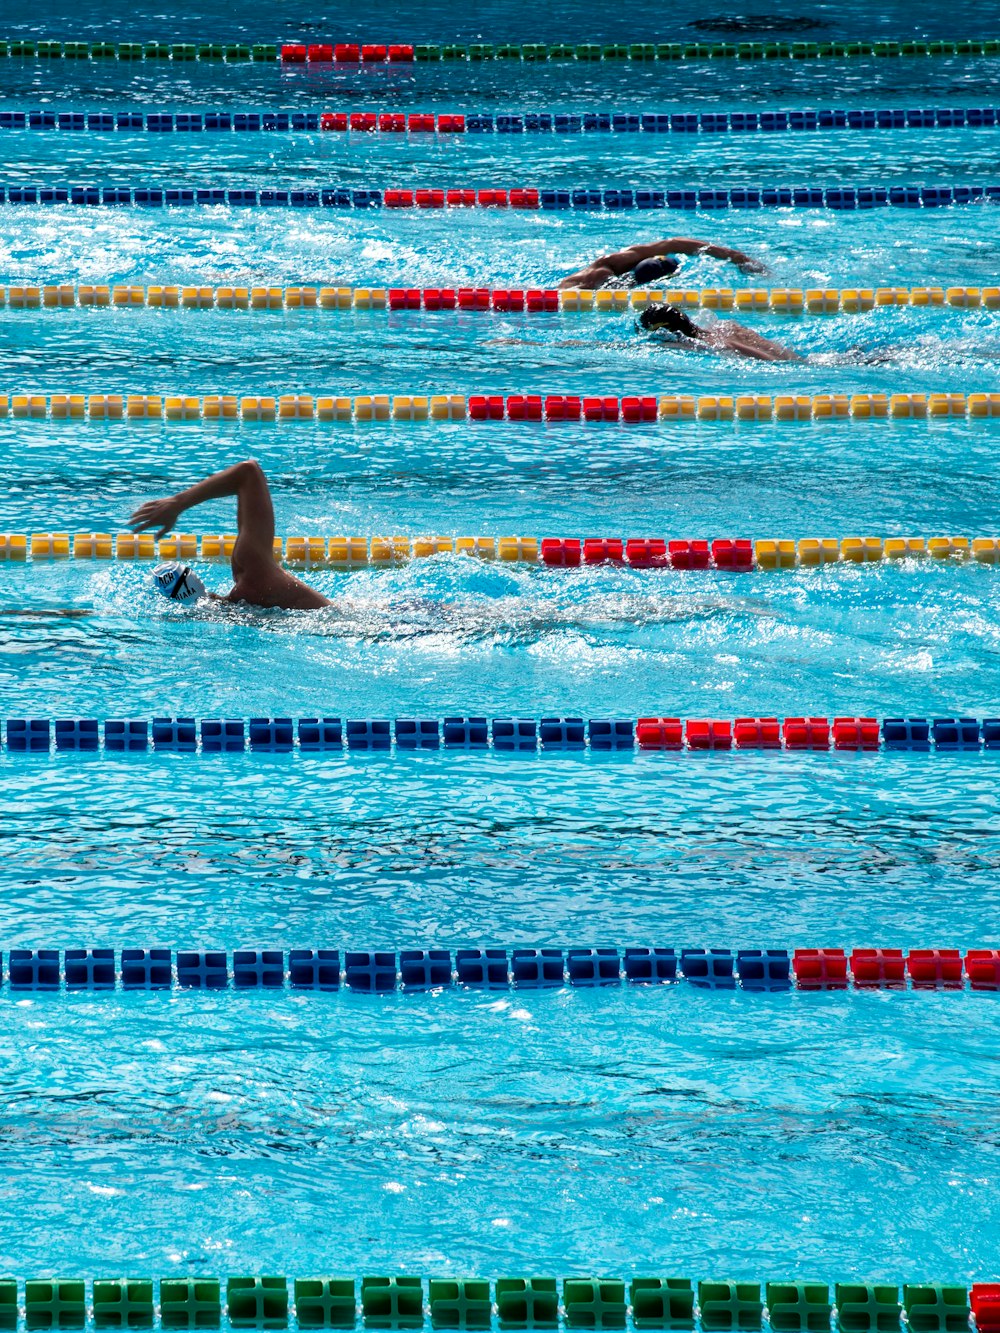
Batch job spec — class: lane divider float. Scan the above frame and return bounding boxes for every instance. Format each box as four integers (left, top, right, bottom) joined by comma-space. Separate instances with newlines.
2, 283, 997, 314
0, 1276, 992, 1332
2, 37, 997, 60
4, 532, 999, 568
4, 716, 1000, 754
0, 183, 997, 210
3, 105, 998, 135
0, 945, 998, 991
0, 391, 998, 423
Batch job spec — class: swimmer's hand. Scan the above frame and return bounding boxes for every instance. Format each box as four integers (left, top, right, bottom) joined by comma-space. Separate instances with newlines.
129, 496, 183, 539
734, 252, 768, 275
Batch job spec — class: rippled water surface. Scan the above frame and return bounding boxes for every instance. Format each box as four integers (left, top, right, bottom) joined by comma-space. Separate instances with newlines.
2, 987, 999, 1277
1, 0, 999, 1284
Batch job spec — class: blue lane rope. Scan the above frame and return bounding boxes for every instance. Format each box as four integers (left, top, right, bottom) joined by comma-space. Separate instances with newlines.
0, 184, 995, 210
2, 716, 998, 753
0, 106, 996, 135
0, 946, 995, 991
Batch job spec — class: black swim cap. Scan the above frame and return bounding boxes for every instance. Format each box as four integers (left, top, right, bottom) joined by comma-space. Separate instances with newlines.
633, 255, 681, 285
638, 304, 700, 338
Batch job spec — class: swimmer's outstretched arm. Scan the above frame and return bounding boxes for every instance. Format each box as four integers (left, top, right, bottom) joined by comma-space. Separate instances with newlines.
558, 237, 766, 288
626, 237, 765, 271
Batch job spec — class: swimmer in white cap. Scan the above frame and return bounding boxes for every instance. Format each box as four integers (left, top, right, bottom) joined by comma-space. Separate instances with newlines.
131, 459, 331, 610
151, 562, 208, 605
558, 235, 766, 290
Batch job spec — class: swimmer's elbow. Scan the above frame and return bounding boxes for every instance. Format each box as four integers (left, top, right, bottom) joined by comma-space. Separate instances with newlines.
237, 458, 267, 486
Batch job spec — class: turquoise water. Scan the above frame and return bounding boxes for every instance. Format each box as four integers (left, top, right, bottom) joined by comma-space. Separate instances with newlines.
1, 984, 999, 1278
2, 1, 1000, 1289
4, 557, 1000, 718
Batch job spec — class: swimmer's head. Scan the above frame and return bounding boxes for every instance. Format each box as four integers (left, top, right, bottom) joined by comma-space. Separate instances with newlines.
632, 255, 681, 286
153, 562, 207, 606
637, 304, 703, 339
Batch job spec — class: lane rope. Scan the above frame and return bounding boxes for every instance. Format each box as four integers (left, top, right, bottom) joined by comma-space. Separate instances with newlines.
2, 283, 997, 314
0, 1276, 990, 1333
0, 391, 997, 423
3, 716, 999, 754
0, 36, 996, 60
0, 183, 996, 210
0, 946, 997, 991
4, 532, 998, 568
2, 105, 998, 135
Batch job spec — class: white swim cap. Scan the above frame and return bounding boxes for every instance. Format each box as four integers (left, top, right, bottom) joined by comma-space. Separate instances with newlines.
153, 562, 207, 606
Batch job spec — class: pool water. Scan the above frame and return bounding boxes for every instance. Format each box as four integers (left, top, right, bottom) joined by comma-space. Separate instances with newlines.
2, 983, 1000, 1278
1, 0, 999, 1292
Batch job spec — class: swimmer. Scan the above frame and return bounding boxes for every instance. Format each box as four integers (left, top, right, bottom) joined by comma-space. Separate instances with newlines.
638, 303, 802, 362
558, 236, 766, 290
129, 459, 331, 611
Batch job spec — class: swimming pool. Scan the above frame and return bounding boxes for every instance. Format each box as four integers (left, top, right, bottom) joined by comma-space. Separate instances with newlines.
1, 0, 999, 1311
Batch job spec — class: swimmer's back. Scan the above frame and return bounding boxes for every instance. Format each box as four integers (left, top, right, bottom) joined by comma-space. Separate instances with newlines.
707, 321, 803, 362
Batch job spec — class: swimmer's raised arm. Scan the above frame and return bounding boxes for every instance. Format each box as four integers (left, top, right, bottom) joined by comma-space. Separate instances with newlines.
130, 459, 272, 547
130, 460, 328, 611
